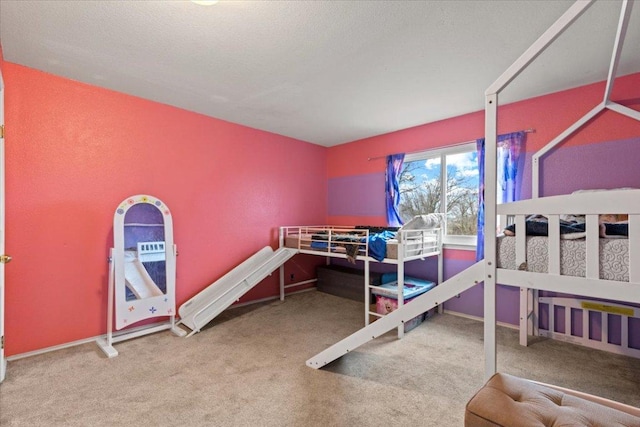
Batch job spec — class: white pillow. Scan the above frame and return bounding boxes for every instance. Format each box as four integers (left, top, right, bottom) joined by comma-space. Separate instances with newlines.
400, 214, 444, 231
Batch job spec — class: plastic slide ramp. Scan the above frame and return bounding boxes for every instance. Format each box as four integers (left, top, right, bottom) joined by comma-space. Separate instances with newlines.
178, 246, 298, 336
124, 252, 164, 299
306, 261, 484, 369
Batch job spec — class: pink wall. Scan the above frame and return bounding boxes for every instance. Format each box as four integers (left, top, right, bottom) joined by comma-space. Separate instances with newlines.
327, 73, 640, 180
4, 63, 327, 356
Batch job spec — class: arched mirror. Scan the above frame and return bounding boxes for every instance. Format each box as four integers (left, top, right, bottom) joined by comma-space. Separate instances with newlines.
97, 195, 185, 358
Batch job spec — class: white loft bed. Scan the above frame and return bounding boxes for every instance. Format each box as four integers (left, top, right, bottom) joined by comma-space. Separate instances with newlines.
305, 1, 640, 400
278, 223, 443, 336
175, 219, 441, 337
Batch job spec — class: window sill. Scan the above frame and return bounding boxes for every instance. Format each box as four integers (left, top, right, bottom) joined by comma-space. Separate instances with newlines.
443, 242, 477, 251
442, 235, 476, 249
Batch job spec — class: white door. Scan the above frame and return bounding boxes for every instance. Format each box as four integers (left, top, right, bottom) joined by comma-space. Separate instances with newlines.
0, 66, 6, 383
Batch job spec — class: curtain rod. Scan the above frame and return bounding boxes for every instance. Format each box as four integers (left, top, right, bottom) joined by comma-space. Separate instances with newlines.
367, 128, 535, 161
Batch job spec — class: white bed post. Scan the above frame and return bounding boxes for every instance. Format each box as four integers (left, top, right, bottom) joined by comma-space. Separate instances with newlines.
397, 243, 405, 339
279, 265, 285, 301
484, 93, 499, 379
437, 246, 444, 313
364, 258, 371, 326
279, 227, 285, 301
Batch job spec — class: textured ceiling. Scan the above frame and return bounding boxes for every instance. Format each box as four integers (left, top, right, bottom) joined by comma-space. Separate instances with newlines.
0, 0, 638, 146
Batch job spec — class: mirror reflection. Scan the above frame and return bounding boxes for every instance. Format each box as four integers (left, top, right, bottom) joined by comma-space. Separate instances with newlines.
123, 203, 167, 301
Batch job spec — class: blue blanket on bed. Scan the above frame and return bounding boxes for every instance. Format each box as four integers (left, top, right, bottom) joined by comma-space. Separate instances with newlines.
367, 230, 397, 262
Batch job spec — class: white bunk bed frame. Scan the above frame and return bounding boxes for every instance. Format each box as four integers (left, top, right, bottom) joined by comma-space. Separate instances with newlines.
279, 225, 443, 338
305, 0, 640, 385
479, 0, 640, 378
490, 0, 640, 372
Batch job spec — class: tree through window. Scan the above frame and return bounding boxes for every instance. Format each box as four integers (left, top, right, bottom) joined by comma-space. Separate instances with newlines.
398, 144, 478, 242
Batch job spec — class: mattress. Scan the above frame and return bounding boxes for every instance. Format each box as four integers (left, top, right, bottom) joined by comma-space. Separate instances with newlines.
285, 234, 398, 258
497, 236, 629, 281
284, 234, 429, 260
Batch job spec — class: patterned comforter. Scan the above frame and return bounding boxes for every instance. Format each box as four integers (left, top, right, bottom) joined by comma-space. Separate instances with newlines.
497, 236, 629, 281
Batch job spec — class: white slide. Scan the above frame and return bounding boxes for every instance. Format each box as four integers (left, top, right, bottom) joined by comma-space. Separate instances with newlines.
124, 251, 164, 299
306, 262, 484, 369
178, 246, 298, 336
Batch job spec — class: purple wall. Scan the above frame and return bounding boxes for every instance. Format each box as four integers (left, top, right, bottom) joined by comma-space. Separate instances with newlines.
328, 173, 386, 217
518, 136, 640, 199
438, 258, 520, 324
538, 301, 640, 349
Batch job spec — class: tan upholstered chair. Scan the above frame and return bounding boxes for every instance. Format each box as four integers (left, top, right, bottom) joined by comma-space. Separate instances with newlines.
465, 373, 640, 427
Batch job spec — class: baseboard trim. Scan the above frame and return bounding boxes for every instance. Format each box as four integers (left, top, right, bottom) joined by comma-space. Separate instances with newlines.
7, 287, 317, 362
7, 338, 99, 361
7, 321, 168, 361
442, 309, 518, 330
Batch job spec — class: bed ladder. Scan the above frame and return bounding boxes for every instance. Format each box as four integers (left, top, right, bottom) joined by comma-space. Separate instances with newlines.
306, 261, 484, 369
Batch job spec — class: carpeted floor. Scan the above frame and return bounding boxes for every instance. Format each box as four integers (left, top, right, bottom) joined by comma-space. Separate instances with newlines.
1, 290, 639, 426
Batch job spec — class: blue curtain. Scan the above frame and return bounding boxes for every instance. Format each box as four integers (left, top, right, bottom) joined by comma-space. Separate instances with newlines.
476, 131, 525, 260
385, 153, 405, 227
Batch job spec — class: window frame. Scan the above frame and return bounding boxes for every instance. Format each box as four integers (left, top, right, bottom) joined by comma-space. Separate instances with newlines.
401, 142, 478, 249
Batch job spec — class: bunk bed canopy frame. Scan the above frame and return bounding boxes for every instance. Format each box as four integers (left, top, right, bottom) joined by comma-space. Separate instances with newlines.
483, 0, 639, 379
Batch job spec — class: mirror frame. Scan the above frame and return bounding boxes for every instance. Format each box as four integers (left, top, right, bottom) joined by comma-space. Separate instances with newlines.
113, 195, 176, 329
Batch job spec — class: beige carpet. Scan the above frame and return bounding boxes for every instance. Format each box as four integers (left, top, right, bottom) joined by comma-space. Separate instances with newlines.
1, 290, 639, 426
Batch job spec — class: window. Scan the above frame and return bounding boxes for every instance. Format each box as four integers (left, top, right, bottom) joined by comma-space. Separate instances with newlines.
398, 143, 479, 246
